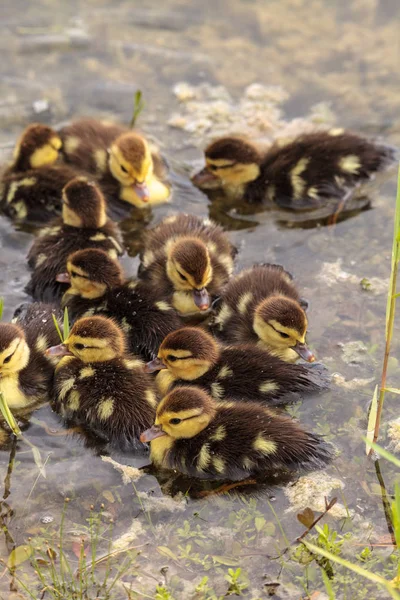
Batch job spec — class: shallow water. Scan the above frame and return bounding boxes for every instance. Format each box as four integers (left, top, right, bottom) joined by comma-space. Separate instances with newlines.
1, 0, 400, 598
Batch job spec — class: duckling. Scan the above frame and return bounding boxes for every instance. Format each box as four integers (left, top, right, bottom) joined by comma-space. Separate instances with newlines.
59, 118, 171, 216
145, 327, 327, 402
139, 214, 237, 317
192, 131, 396, 209
25, 177, 124, 302
140, 386, 332, 480
59, 248, 184, 360
213, 263, 313, 363
47, 316, 158, 450
0, 123, 85, 224
0, 303, 61, 422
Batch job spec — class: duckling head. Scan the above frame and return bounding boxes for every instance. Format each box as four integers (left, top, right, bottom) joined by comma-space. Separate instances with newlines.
145, 327, 219, 380
253, 296, 315, 362
57, 248, 123, 299
108, 132, 153, 202
13, 124, 62, 171
0, 324, 30, 377
62, 177, 107, 228
192, 137, 261, 195
141, 386, 216, 442
166, 238, 212, 311
47, 316, 125, 363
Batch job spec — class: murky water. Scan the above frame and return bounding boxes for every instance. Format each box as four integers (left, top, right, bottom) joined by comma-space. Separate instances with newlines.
1, 1, 400, 598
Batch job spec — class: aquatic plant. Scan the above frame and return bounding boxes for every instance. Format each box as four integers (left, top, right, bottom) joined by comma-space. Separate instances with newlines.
367, 164, 400, 452
130, 90, 145, 129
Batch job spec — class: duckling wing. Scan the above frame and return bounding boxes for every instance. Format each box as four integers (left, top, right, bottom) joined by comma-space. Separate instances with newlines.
258, 131, 396, 210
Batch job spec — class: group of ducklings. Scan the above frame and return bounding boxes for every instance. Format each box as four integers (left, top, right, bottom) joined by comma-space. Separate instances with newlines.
0, 117, 395, 482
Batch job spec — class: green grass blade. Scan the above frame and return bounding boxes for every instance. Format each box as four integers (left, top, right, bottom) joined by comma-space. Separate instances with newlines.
363, 437, 400, 468
0, 392, 21, 436
130, 90, 144, 128
321, 567, 335, 599
0, 297, 4, 321
386, 164, 400, 338
366, 385, 378, 455
384, 388, 400, 395
52, 313, 63, 342
63, 307, 70, 340
303, 541, 400, 598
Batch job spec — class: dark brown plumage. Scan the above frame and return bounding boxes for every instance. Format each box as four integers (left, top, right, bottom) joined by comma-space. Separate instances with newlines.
193, 130, 396, 210
138, 214, 237, 317
212, 264, 311, 362
9, 124, 60, 172
25, 178, 123, 302
61, 248, 184, 360
141, 386, 333, 481
59, 118, 170, 218
149, 327, 328, 403
50, 316, 158, 450
0, 303, 62, 422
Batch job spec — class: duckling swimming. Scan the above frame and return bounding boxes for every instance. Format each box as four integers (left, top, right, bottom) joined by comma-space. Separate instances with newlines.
47, 316, 158, 450
59, 248, 184, 360
59, 118, 171, 216
139, 214, 237, 317
192, 131, 395, 210
213, 263, 313, 363
145, 327, 327, 402
26, 177, 124, 302
140, 386, 332, 480
0, 303, 61, 423
0, 124, 81, 224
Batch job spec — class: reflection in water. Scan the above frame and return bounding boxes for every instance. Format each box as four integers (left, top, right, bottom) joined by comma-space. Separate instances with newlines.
0, 0, 400, 596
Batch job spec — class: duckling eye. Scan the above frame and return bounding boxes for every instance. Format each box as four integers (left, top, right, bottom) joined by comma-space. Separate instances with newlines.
120, 164, 128, 174
74, 343, 85, 350
166, 355, 177, 362
3, 355, 12, 364
177, 271, 187, 281
169, 418, 182, 425
279, 332, 290, 339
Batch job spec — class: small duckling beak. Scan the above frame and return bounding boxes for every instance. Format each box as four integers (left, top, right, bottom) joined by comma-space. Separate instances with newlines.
56, 272, 71, 283
140, 425, 166, 443
144, 357, 166, 373
133, 182, 150, 202
191, 167, 220, 189
193, 288, 210, 311
46, 344, 73, 357
293, 342, 315, 362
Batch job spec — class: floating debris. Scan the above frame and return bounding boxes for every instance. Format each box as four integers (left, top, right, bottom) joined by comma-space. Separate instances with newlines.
101, 455, 143, 484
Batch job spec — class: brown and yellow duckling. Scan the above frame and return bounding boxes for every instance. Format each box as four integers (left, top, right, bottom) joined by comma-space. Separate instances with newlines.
26, 177, 124, 302
213, 263, 313, 363
192, 131, 396, 210
0, 303, 61, 425
140, 386, 332, 480
58, 248, 184, 360
139, 214, 237, 317
145, 327, 327, 402
59, 118, 171, 217
47, 316, 158, 450
0, 123, 81, 224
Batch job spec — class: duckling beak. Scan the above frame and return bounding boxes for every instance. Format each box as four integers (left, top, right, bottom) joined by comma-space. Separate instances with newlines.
134, 182, 150, 202
191, 167, 220, 189
193, 288, 210, 311
140, 425, 166, 443
46, 344, 73, 357
144, 357, 166, 373
56, 272, 71, 283
293, 342, 315, 362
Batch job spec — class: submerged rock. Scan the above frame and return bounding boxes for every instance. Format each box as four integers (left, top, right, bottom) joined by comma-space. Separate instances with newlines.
284, 472, 351, 519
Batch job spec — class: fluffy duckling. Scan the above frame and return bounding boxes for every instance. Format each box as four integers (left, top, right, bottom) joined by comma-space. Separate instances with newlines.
47, 316, 158, 450
0, 123, 84, 224
0, 303, 61, 422
59, 248, 184, 360
140, 386, 332, 480
213, 263, 313, 363
192, 131, 395, 209
139, 214, 237, 317
145, 327, 327, 402
59, 118, 171, 215
26, 177, 124, 302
